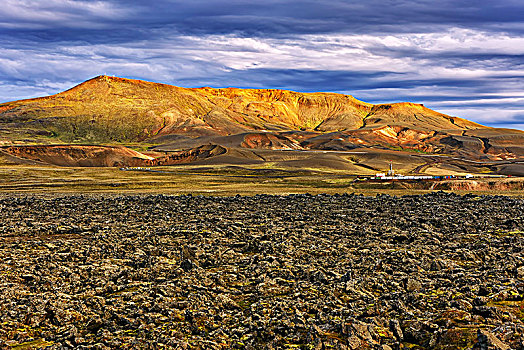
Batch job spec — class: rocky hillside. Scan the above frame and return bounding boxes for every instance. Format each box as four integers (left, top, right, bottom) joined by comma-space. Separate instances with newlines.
0, 75, 523, 162
0, 144, 226, 167
1, 75, 473, 141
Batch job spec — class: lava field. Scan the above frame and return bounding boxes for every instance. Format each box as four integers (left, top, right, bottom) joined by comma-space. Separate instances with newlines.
0, 193, 523, 349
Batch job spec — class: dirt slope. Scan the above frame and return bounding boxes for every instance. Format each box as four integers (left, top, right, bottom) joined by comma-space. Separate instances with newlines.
0, 75, 523, 164
0, 144, 226, 167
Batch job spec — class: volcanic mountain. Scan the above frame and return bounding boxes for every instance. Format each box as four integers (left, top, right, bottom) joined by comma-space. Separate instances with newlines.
0, 75, 523, 172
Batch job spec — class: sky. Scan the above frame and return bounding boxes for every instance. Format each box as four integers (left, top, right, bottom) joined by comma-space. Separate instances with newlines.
1, 0, 523, 129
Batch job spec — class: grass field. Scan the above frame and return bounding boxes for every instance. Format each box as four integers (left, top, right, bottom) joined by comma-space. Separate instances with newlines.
1, 163, 522, 196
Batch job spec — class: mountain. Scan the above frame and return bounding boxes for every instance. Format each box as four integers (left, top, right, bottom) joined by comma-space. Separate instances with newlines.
0, 75, 523, 172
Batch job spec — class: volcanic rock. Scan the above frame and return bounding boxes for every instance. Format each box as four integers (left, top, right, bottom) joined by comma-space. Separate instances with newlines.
0, 193, 522, 349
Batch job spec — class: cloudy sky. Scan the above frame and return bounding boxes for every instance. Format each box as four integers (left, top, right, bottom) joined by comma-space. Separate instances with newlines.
1, 0, 523, 129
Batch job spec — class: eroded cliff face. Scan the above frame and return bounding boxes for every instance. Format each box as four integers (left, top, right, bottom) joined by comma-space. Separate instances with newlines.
133, 144, 227, 167
0, 145, 153, 167
0, 144, 226, 167
200, 86, 371, 131
240, 133, 303, 150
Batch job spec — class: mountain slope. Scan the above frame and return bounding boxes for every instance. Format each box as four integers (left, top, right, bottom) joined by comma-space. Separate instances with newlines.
0, 75, 523, 163
0, 75, 481, 140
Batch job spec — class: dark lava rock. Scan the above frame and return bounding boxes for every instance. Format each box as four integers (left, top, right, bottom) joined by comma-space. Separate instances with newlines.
472, 329, 511, 350
0, 193, 522, 349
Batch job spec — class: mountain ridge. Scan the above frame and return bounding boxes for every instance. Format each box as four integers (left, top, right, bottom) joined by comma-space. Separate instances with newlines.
0, 75, 523, 170
0, 75, 488, 138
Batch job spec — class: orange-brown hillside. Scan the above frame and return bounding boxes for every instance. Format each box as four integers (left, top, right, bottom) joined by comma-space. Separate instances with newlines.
0, 75, 482, 141
0, 144, 226, 167
0, 75, 523, 163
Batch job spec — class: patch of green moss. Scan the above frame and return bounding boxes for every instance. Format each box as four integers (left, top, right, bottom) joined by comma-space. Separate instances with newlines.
487, 300, 524, 321
10, 339, 53, 350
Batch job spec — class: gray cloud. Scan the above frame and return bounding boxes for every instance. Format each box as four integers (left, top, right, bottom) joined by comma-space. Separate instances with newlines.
0, 0, 523, 129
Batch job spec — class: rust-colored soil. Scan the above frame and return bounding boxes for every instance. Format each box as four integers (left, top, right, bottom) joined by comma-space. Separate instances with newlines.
0, 144, 226, 167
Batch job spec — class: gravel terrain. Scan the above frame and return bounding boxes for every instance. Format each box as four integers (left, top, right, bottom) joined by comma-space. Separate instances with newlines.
0, 193, 523, 349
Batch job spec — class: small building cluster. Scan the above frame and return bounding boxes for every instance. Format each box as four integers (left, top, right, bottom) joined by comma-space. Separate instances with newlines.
369, 163, 458, 181
372, 174, 452, 180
